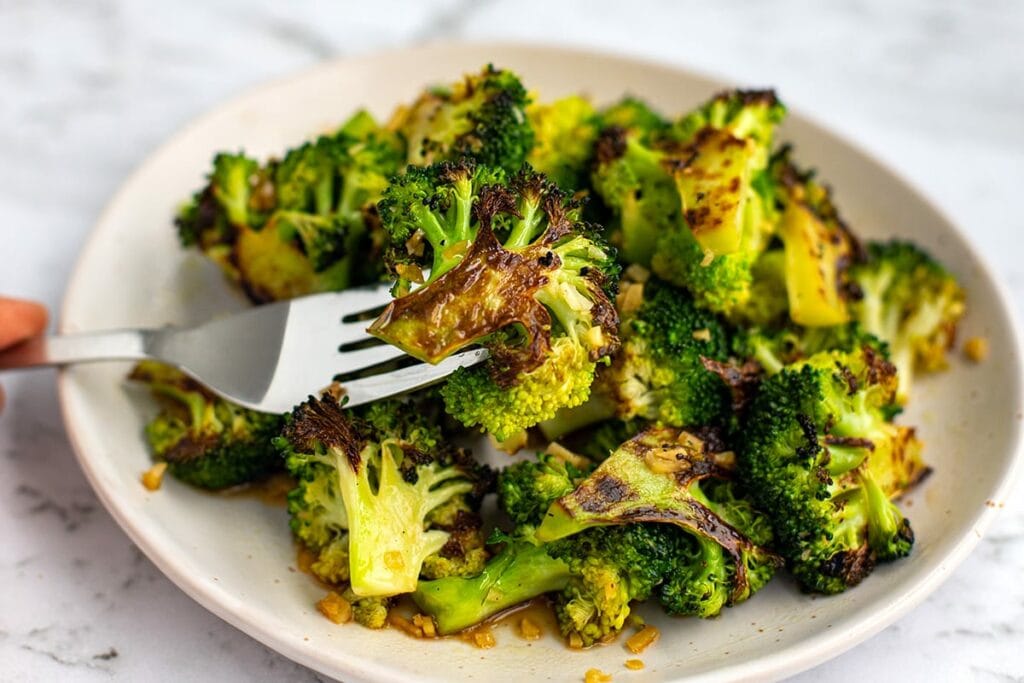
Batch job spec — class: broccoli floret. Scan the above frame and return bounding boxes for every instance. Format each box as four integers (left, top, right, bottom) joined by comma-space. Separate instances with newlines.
371, 164, 621, 439
412, 538, 571, 635
771, 146, 858, 327
739, 347, 928, 594
497, 453, 589, 527
598, 277, 733, 427
849, 240, 966, 404
175, 111, 402, 302
591, 90, 784, 316
129, 361, 283, 490
737, 322, 889, 377
656, 478, 775, 617
598, 97, 669, 142
392, 64, 533, 172
536, 426, 780, 616
527, 95, 600, 191
279, 395, 492, 597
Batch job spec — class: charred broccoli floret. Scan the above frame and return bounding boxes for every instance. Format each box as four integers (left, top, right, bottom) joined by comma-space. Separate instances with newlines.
175, 111, 402, 302
527, 95, 600, 191
497, 453, 589, 526
739, 347, 928, 593
391, 64, 533, 173
770, 146, 858, 327
536, 426, 780, 617
849, 240, 966, 404
279, 395, 492, 597
130, 361, 283, 490
598, 96, 669, 142
371, 163, 620, 439
591, 90, 785, 315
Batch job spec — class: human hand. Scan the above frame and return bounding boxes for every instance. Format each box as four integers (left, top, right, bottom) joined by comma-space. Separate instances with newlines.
0, 297, 48, 412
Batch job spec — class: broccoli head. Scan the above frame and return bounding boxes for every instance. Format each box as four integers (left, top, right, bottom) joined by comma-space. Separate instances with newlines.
371, 164, 621, 439
526, 95, 600, 191
598, 96, 669, 142
536, 426, 780, 616
175, 111, 402, 302
497, 452, 589, 527
279, 394, 492, 597
591, 90, 784, 315
391, 64, 533, 172
849, 240, 966, 404
597, 276, 734, 427
129, 361, 283, 490
739, 347, 928, 593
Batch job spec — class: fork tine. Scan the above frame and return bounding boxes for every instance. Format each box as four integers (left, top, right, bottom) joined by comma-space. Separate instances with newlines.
339, 348, 489, 407
335, 343, 408, 373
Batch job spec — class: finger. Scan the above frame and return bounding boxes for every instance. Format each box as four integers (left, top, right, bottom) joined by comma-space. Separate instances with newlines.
0, 297, 48, 349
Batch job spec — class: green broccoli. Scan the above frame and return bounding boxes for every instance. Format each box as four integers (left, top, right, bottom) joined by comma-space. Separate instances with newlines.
497, 453, 589, 527
597, 276, 734, 427
739, 347, 928, 594
770, 146, 858, 327
527, 95, 600, 191
598, 96, 669, 142
536, 426, 780, 617
175, 110, 402, 302
849, 240, 966, 404
279, 394, 492, 597
737, 322, 889, 377
591, 90, 785, 316
129, 361, 283, 490
370, 163, 621, 440
412, 537, 571, 635
391, 64, 533, 173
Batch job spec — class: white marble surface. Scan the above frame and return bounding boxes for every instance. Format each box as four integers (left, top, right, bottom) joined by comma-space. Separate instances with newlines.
1, 1, 1022, 681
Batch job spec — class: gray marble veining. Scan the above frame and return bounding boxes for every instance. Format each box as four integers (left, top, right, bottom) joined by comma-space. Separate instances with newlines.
1, 1, 1022, 681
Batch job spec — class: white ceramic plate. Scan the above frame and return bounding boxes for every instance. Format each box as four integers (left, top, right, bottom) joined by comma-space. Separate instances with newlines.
58, 43, 1023, 682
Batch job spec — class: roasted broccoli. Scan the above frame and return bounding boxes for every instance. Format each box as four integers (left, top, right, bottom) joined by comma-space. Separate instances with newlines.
175, 111, 402, 302
769, 146, 859, 327
279, 394, 492, 597
412, 536, 571, 635
527, 95, 600, 192
129, 361, 283, 490
591, 90, 785, 315
739, 347, 928, 593
849, 241, 966, 404
391, 64, 533, 173
536, 426, 780, 618
737, 322, 888, 377
370, 163, 620, 439
597, 276, 734, 427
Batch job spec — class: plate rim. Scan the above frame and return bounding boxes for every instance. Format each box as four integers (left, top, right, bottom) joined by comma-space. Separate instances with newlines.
55, 40, 1024, 683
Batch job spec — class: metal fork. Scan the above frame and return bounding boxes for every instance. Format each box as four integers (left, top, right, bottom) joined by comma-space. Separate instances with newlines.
0, 282, 487, 414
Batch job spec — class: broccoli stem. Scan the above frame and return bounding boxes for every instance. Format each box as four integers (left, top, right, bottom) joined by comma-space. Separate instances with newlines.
412, 543, 571, 634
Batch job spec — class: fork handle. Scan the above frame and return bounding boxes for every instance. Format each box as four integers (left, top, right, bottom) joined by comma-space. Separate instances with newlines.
0, 330, 154, 370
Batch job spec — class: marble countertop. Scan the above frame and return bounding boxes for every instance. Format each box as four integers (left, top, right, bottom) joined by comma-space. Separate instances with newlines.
1, 1, 1022, 681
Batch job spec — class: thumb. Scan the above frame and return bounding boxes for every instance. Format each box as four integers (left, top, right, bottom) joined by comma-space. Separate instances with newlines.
0, 297, 48, 349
